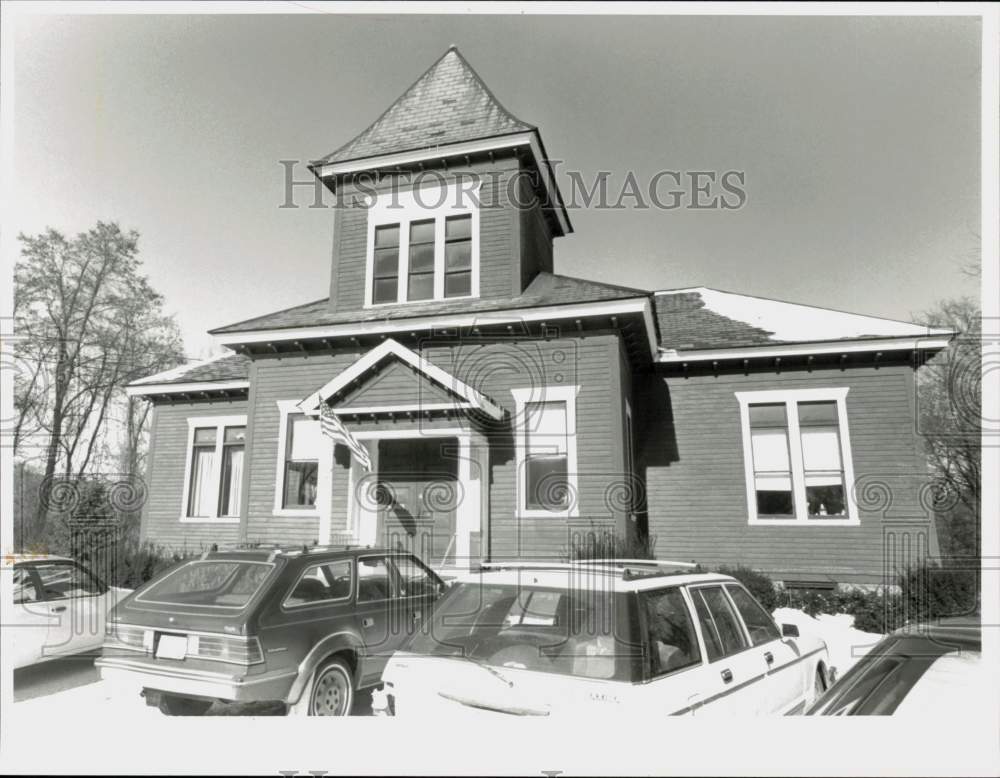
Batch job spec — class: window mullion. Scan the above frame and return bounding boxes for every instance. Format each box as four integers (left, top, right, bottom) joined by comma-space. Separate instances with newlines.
210, 425, 225, 519
433, 216, 445, 299
786, 401, 808, 521
397, 220, 409, 303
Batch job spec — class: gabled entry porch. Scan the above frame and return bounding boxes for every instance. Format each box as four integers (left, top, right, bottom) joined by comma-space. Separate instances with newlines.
295, 338, 501, 573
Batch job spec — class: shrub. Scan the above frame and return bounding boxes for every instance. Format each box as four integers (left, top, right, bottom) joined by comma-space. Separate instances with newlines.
566, 528, 657, 561
898, 562, 978, 623
777, 587, 837, 618
717, 565, 778, 611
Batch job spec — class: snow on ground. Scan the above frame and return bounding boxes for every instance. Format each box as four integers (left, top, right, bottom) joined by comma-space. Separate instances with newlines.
773, 607, 884, 677
14, 673, 163, 721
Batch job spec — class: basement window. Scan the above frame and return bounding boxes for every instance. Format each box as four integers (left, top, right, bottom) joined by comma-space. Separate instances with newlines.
736, 388, 857, 525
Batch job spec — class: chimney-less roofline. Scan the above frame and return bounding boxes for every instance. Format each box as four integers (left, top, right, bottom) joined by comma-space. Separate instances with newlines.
309, 130, 572, 236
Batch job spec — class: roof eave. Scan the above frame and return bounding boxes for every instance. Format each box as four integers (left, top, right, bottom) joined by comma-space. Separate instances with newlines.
309, 130, 572, 237
656, 333, 956, 364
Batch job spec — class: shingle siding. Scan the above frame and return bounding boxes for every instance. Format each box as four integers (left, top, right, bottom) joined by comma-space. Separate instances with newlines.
638, 363, 936, 584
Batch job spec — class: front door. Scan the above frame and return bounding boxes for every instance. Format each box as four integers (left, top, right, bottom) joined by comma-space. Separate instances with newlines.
375, 438, 458, 567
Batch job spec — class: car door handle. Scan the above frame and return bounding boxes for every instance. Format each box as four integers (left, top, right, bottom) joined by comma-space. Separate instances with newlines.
50, 605, 67, 613
720, 668, 733, 683
764, 651, 774, 665
362, 617, 374, 628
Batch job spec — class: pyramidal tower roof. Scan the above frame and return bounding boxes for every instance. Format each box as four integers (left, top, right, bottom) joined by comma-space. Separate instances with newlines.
317, 46, 536, 165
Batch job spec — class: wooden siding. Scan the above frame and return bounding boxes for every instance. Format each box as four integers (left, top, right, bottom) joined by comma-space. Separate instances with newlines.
245, 350, 363, 545
336, 359, 456, 408
329, 156, 552, 314
638, 363, 936, 584
518, 166, 555, 292
140, 399, 248, 550
419, 334, 629, 560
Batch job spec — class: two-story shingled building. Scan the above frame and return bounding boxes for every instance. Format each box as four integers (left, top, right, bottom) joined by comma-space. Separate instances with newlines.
128, 47, 953, 586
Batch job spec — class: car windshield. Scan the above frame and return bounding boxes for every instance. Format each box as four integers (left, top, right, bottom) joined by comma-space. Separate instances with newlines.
136, 560, 274, 609
405, 580, 639, 681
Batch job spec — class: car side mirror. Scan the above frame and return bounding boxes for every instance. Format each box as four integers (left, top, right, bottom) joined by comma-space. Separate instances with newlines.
781, 623, 799, 638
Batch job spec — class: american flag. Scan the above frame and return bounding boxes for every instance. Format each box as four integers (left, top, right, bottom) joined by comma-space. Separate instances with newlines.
320, 405, 372, 471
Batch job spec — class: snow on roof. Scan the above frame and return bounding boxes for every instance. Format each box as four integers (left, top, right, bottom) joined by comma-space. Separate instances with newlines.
128, 351, 250, 390
654, 287, 953, 352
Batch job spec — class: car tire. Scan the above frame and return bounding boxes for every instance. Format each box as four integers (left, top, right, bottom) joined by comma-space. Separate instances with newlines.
158, 694, 213, 716
288, 657, 354, 716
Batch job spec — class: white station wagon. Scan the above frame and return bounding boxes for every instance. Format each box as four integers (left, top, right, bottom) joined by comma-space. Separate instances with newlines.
376, 560, 832, 717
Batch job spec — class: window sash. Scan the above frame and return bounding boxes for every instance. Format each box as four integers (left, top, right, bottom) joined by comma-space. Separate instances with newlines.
512, 387, 579, 517
738, 390, 854, 524
367, 189, 477, 306
182, 417, 246, 521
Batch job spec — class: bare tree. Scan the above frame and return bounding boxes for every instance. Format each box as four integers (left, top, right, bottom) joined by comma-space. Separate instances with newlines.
916, 296, 981, 557
14, 222, 184, 536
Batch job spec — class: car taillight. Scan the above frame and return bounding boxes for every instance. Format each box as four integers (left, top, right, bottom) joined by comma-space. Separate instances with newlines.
104, 623, 150, 652
186, 634, 264, 666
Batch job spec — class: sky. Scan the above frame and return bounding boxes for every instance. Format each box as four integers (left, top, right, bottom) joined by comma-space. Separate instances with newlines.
9, 11, 982, 361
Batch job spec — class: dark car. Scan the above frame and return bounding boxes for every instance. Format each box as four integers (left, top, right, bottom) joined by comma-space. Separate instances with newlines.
95, 545, 445, 716
806, 616, 983, 716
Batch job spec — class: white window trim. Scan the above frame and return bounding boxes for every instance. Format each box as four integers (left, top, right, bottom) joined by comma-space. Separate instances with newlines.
511, 385, 580, 519
274, 400, 322, 518
735, 387, 858, 526
179, 415, 247, 524
364, 181, 480, 308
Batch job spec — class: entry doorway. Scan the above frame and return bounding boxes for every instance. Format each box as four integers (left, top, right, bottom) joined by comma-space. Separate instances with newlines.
374, 437, 458, 566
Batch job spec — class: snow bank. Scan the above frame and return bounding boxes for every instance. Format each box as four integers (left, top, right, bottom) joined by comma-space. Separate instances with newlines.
773, 607, 884, 677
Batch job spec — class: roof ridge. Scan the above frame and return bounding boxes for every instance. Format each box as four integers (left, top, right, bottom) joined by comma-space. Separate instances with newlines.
316, 47, 535, 167
447, 46, 535, 134
316, 49, 456, 166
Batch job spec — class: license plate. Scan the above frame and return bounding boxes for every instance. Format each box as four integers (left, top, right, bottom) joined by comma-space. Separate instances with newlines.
156, 634, 187, 660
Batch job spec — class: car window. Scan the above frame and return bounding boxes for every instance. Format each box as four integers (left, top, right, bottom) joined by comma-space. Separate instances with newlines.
33, 562, 104, 600
357, 557, 392, 602
725, 585, 781, 646
690, 590, 724, 661
640, 588, 701, 677
390, 556, 438, 598
137, 561, 273, 608
407, 581, 639, 681
284, 561, 352, 607
13, 566, 40, 604
692, 586, 748, 658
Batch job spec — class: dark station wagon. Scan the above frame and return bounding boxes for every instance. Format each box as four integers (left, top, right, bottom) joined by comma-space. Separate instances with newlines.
96, 545, 445, 715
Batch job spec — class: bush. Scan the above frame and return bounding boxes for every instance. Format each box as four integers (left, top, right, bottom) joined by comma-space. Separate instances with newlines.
898, 562, 978, 623
716, 565, 778, 611
566, 527, 657, 561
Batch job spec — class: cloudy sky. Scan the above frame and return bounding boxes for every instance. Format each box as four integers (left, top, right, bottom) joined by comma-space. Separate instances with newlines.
11, 11, 981, 359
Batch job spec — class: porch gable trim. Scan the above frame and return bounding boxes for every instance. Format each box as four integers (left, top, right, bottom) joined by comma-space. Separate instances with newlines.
296, 338, 504, 420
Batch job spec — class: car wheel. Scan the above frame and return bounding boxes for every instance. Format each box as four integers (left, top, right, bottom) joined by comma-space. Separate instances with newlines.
289, 657, 354, 716
158, 694, 213, 716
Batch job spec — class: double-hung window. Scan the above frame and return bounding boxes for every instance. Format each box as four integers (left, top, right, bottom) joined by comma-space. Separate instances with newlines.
736, 388, 857, 525
366, 183, 479, 306
511, 386, 580, 518
182, 416, 247, 522
282, 413, 320, 510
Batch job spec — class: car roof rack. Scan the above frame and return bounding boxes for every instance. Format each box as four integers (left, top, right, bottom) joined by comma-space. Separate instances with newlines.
477, 559, 700, 580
